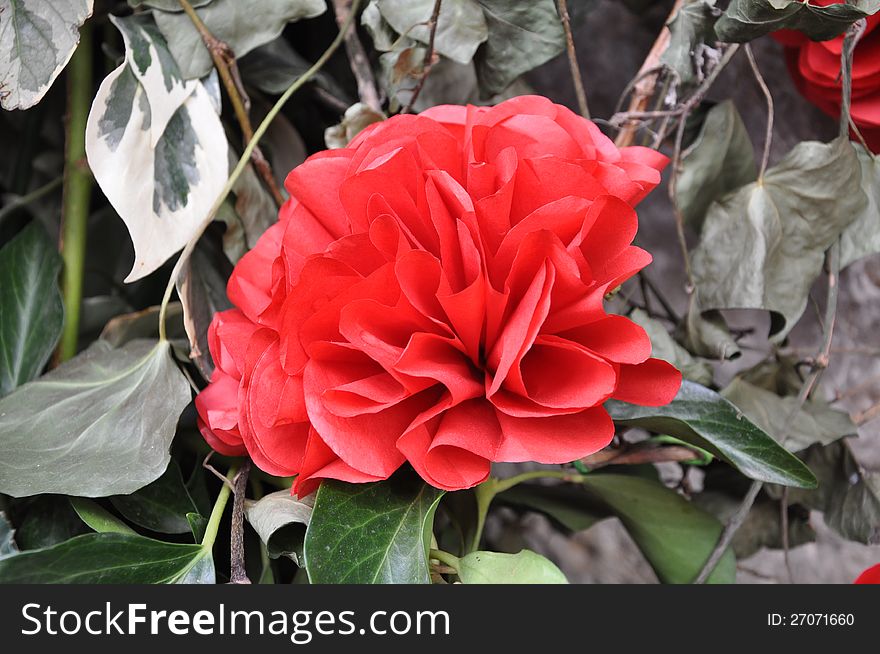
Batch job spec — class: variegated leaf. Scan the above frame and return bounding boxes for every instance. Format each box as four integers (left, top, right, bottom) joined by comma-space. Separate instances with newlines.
0, 0, 94, 110
85, 15, 227, 283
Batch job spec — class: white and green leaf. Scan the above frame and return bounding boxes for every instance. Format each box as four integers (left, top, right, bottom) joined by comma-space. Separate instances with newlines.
86, 14, 228, 282
0, 0, 94, 110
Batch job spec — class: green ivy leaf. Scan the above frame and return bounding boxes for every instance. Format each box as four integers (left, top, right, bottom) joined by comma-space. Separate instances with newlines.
0, 511, 18, 559
682, 294, 741, 361
606, 380, 818, 489
783, 443, 880, 545
70, 498, 137, 535
676, 101, 757, 231
721, 378, 857, 453
245, 490, 313, 564
457, 549, 568, 584
375, 0, 488, 65
0, 222, 64, 398
0, 339, 191, 498
0, 532, 212, 583
694, 492, 814, 559
580, 473, 735, 584
661, 0, 721, 87
151, 0, 326, 79
716, 0, 880, 43
110, 460, 201, 534
474, 0, 565, 97
841, 144, 880, 268
497, 483, 607, 534
12, 496, 90, 549
691, 137, 865, 341
304, 477, 444, 584
0, 0, 95, 110
176, 238, 233, 380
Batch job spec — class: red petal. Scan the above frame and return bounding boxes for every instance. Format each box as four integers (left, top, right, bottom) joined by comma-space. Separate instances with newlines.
611, 358, 682, 406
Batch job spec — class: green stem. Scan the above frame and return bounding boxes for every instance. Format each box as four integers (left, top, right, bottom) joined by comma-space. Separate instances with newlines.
470, 469, 587, 551
429, 548, 461, 571
201, 464, 239, 551
157, 0, 363, 341
58, 22, 94, 362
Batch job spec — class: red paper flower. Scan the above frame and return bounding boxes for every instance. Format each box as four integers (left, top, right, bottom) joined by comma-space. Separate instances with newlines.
195, 95, 681, 494
775, 1, 880, 151
855, 563, 880, 584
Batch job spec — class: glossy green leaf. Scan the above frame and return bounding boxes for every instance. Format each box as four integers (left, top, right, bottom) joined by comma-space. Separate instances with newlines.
152, 0, 326, 79
13, 495, 89, 549
676, 101, 757, 230
70, 498, 137, 535
721, 378, 857, 452
497, 483, 607, 534
110, 460, 200, 534
457, 549, 568, 584
304, 477, 444, 584
691, 137, 865, 341
0, 339, 191, 498
0, 532, 212, 583
474, 0, 565, 97
186, 513, 208, 543
716, 0, 880, 43
841, 144, 880, 268
0, 222, 64, 397
245, 490, 313, 564
0, 0, 94, 110
607, 380, 817, 488
580, 473, 735, 584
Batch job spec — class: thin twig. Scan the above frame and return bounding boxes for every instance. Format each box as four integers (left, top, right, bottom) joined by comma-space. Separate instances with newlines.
744, 45, 773, 180
332, 0, 382, 112
854, 401, 880, 425
639, 270, 680, 323
666, 44, 741, 289
615, 0, 684, 147
780, 487, 794, 583
402, 0, 442, 114
557, 0, 589, 119
158, 0, 362, 341
203, 452, 236, 491
178, 0, 284, 208
0, 175, 62, 225
693, 244, 842, 584
580, 444, 703, 470
229, 459, 252, 584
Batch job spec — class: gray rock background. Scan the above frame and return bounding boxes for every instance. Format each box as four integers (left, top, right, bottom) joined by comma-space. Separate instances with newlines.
508, 0, 880, 584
